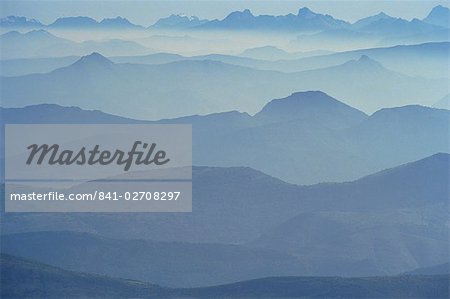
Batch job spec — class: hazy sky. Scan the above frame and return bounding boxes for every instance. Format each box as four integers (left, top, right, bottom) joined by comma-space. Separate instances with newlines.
1, 0, 448, 26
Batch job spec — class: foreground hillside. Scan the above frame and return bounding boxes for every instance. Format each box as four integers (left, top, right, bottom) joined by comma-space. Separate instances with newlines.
2, 153, 448, 286
2, 254, 448, 298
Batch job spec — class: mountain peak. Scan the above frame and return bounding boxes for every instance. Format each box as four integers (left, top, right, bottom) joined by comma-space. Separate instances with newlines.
356, 152, 450, 190
152, 14, 208, 29
298, 7, 316, 17
242, 9, 253, 16
225, 9, 255, 20
260, 91, 341, 108
423, 5, 450, 27
102, 16, 127, 22
0, 15, 43, 27
50, 16, 98, 28
352, 12, 393, 28
358, 54, 383, 65
99, 16, 139, 27
431, 5, 449, 14
26, 29, 53, 37
343, 55, 384, 71
73, 52, 114, 67
376, 12, 389, 17
358, 54, 372, 62
255, 91, 367, 127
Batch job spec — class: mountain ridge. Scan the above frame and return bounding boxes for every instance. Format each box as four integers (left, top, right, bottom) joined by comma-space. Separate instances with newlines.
2, 5, 448, 32
423, 5, 450, 28
3, 253, 448, 298
196, 7, 350, 31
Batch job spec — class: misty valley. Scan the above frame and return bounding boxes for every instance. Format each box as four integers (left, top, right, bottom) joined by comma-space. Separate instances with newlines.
0, 1, 449, 298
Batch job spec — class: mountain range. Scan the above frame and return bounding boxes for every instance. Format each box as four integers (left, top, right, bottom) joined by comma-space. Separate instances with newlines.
0, 30, 152, 58
1, 99, 449, 285
1, 4, 449, 296
152, 14, 209, 29
1, 91, 449, 185
1, 5, 448, 32
1, 152, 449, 285
0, 16, 43, 28
1, 231, 306, 287
0, 15, 142, 30
2, 52, 447, 118
423, 5, 450, 28
3, 254, 448, 298
2, 42, 447, 80
195, 8, 350, 31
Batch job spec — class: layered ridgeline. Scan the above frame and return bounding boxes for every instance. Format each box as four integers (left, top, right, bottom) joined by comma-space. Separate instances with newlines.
2, 254, 448, 298
2, 6, 448, 33
3, 42, 448, 79
0, 30, 152, 58
1, 52, 447, 118
0, 15, 143, 29
2, 138, 449, 286
1, 91, 448, 185
2, 6, 447, 53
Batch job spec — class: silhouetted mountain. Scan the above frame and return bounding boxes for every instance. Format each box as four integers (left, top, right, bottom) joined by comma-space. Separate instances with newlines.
0, 165, 301, 244
330, 54, 384, 71
250, 153, 449, 276
423, 5, 450, 28
71, 51, 114, 67
1, 91, 448, 185
352, 12, 394, 29
350, 106, 450, 170
174, 275, 450, 298
240, 46, 292, 60
289, 56, 446, 112
292, 11, 447, 50
358, 17, 443, 37
0, 54, 290, 118
189, 103, 449, 184
48, 16, 142, 29
1, 231, 305, 287
278, 42, 450, 79
0, 56, 80, 77
0, 15, 142, 30
81, 39, 151, 56
292, 28, 379, 52
197, 7, 350, 31
2, 147, 448, 280
2, 152, 448, 259
0, 30, 151, 58
254, 91, 367, 128
0, 30, 76, 58
49, 16, 99, 28
381, 27, 450, 47
0, 16, 43, 28
1, 254, 165, 298
99, 16, 143, 29
4, 42, 447, 78
3, 53, 446, 118
0, 104, 146, 123
152, 14, 209, 29
116, 52, 447, 109
3, 254, 448, 298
